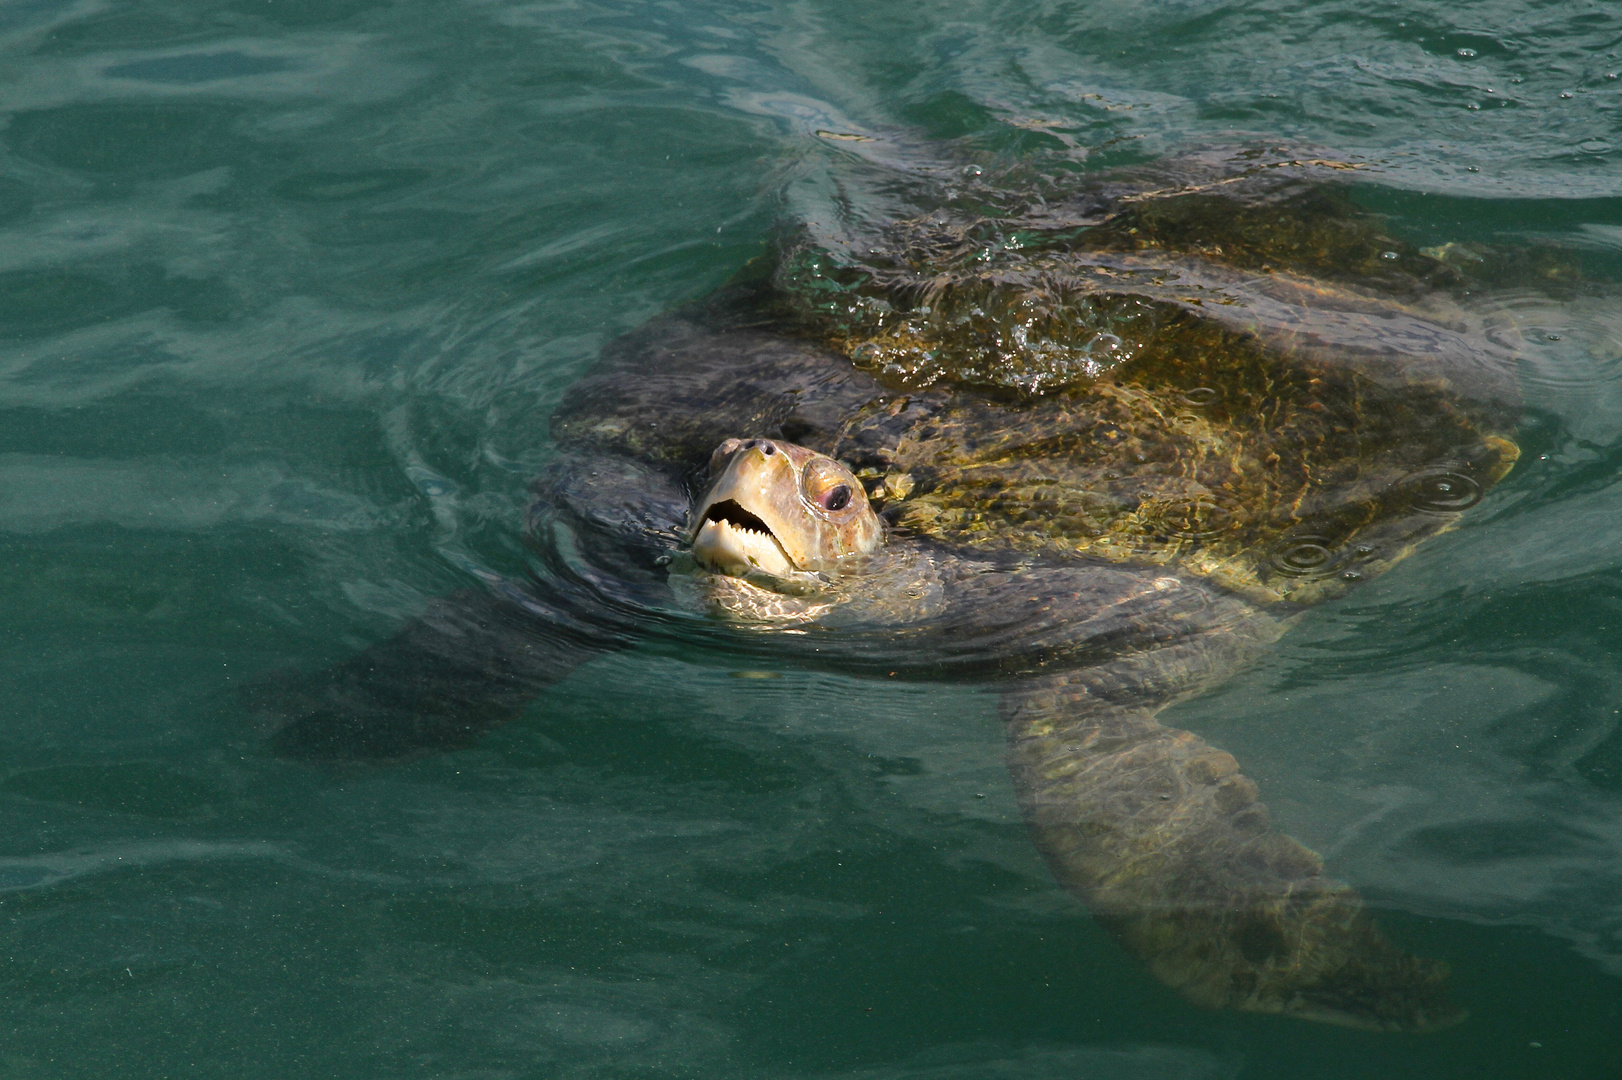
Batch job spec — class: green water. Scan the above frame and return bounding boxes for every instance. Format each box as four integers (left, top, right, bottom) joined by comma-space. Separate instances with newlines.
2, 0, 1621, 1076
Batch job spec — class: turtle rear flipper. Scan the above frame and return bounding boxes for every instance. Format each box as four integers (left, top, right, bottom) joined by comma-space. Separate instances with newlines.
1003, 673, 1464, 1032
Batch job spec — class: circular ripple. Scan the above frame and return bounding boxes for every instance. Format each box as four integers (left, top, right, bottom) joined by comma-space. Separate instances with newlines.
1405, 470, 1482, 513
1147, 495, 1233, 541
1181, 386, 1219, 406
1268, 535, 1341, 577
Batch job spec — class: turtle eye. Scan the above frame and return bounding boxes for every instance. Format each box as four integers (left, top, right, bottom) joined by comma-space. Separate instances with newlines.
802, 457, 861, 515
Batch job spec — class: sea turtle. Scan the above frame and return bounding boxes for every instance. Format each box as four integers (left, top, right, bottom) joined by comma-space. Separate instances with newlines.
258, 149, 1527, 1031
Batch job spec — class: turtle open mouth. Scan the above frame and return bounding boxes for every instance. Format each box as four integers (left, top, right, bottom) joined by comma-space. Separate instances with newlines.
700, 500, 774, 537
690, 499, 797, 578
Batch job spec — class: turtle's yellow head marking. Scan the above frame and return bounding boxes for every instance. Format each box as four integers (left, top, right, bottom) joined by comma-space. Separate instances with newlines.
688, 439, 881, 582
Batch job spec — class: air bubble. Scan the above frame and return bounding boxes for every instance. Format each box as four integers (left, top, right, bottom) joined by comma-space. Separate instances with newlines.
1560, 91, 1574, 99
1341, 570, 1364, 582
1381, 250, 1400, 260
1466, 103, 1480, 110
1456, 47, 1477, 58
1546, 333, 1563, 341
1182, 386, 1219, 405
1090, 332, 1123, 353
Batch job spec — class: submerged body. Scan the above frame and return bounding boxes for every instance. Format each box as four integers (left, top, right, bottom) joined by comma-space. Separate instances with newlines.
259, 152, 1526, 1031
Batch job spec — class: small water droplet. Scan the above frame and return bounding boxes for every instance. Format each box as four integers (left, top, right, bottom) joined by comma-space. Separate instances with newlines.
1341, 570, 1363, 582
1456, 47, 1478, 58
1466, 103, 1480, 110
1381, 250, 1400, 260
1546, 333, 1563, 341
1466, 165, 1480, 172
1354, 545, 1376, 558
1560, 91, 1574, 99
1510, 76, 1523, 84
1608, 73, 1619, 80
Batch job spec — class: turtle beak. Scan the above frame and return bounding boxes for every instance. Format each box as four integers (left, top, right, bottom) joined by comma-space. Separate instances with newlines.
688, 439, 805, 578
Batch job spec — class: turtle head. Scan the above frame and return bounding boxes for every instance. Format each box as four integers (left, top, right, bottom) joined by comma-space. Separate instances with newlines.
688, 438, 881, 583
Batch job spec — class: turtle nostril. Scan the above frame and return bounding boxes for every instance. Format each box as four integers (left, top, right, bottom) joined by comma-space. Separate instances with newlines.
760, 442, 775, 455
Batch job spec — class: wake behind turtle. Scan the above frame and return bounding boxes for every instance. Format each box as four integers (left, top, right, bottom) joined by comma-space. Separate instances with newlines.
255, 148, 1528, 1031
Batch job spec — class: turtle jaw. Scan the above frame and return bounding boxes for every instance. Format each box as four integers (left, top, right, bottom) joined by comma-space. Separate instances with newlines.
690, 500, 798, 578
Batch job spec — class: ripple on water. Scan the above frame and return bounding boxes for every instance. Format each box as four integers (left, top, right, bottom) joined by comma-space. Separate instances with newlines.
1482, 291, 1622, 392
1267, 534, 1344, 578
1141, 493, 1234, 542
1403, 469, 1483, 513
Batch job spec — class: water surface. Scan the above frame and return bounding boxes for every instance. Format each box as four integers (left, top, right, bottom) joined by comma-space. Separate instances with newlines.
2, 0, 1621, 1076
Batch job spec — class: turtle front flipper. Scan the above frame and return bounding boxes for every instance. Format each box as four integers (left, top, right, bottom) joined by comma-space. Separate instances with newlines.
247, 584, 638, 759
1002, 673, 1462, 1032
248, 455, 688, 760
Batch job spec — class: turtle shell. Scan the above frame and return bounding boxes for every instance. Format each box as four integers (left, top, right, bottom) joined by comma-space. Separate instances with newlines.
766, 156, 1523, 604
